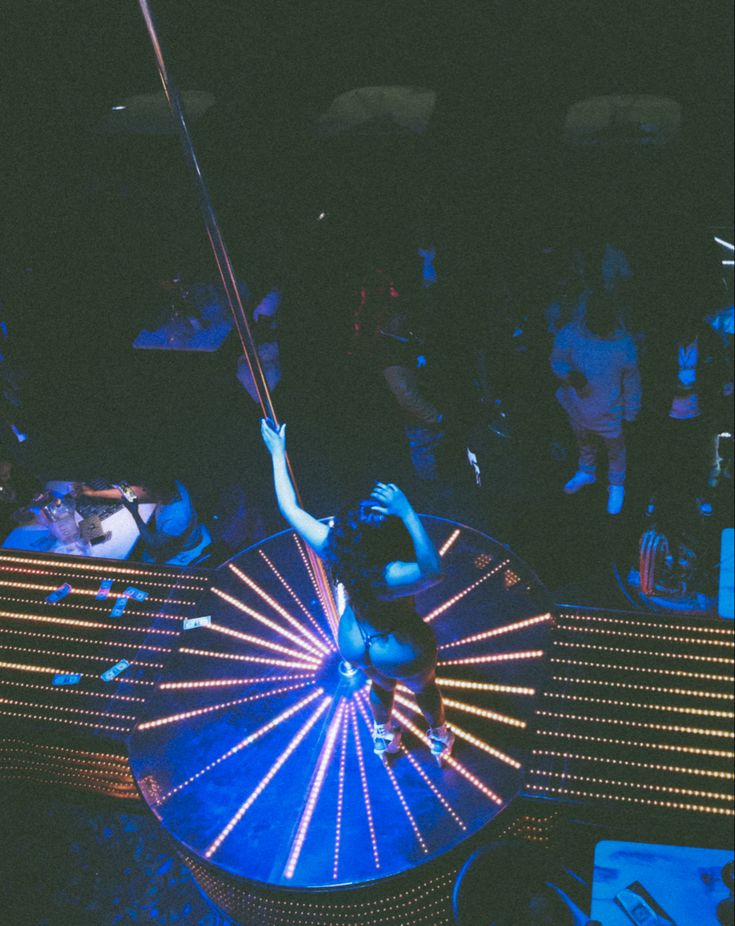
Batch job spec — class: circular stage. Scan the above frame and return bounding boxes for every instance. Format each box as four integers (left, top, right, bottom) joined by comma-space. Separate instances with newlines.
129, 517, 552, 916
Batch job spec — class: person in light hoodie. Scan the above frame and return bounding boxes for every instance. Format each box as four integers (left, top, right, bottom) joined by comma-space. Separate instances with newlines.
551, 289, 641, 515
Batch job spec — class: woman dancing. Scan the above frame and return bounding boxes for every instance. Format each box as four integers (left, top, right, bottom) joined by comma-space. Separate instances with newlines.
261, 418, 454, 764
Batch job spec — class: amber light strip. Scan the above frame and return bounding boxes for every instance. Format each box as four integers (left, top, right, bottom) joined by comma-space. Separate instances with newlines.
0, 594, 191, 622
178, 646, 316, 671
0, 579, 190, 606
525, 783, 734, 816
229, 563, 331, 656
138, 682, 310, 730
160, 674, 314, 691
212, 587, 324, 658
157, 689, 324, 804
553, 640, 733, 665
556, 623, 733, 648
423, 560, 509, 623
435, 677, 536, 696
535, 729, 734, 759
390, 704, 504, 805
531, 769, 734, 803
440, 613, 552, 650
550, 675, 733, 700
205, 696, 332, 859
348, 702, 380, 870
259, 550, 335, 650
559, 612, 735, 637
0, 739, 129, 763
0, 554, 208, 584
292, 534, 340, 640
354, 696, 428, 853
546, 691, 734, 720
438, 649, 544, 667
0, 626, 173, 654
400, 747, 468, 829
0, 696, 135, 722
206, 623, 322, 666
284, 700, 346, 878
0, 644, 162, 669
549, 657, 733, 683
0, 709, 130, 733
394, 691, 521, 769
0, 679, 146, 703
439, 529, 461, 557
332, 708, 349, 880
0, 608, 177, 636
0, 564, 205, 597
537, 710, 734, 739
440, 696, 526, 729
531, 749, 735, 780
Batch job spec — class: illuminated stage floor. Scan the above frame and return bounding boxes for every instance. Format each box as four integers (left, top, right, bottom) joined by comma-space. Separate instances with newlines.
130, 517, 552, 890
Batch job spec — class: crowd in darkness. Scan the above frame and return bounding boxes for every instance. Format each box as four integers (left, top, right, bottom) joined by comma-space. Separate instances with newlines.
325, 230, 734, 525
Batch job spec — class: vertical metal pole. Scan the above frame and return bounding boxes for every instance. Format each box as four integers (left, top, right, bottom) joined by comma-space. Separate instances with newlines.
136, 0, 339, 635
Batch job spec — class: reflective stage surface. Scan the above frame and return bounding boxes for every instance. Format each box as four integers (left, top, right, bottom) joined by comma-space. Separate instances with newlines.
130, 517, 552, 889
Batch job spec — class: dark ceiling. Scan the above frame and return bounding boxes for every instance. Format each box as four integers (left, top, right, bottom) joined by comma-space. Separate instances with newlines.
2, 0, 733, 288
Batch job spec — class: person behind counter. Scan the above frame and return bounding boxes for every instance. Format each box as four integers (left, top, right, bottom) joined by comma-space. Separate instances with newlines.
76, 476, 211, 566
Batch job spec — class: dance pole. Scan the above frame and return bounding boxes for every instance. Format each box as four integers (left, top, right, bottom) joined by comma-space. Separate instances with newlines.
137, 0, 340, 636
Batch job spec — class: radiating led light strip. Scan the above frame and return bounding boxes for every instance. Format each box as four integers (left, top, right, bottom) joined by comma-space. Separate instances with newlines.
206, 695, 332, 859
0, 608, 177, 636
549, 657, 733, 683
554, 640, 733, 665
440, 613, 552, 650
714, 236, 735, 250
158, 689, 324, 804
229, 563, 331, 657
292, 534, 340, 639
536, 729, 734, 759
354, 696, 428, 854
211, 587, 323, 658
439, 529, 461, 557
389, 704, 504, 805
0, 709, 130, 733
178, 646, 315, 671
400, 747, 468, 829
206, 623, 322, 666
435, 677, 535, 696
393, 692, 522, 769
537, 710, 734, 738
525, 783, 734, 815
0, 679, 146, 702
559, 612, 735, 637
531, 750, 735, 780
0, 696, 135, 721
259, 550, 335, 650
423, 560, 509, 623
547, 691, 735, 719
0, 626, 173, 654
138, 683, 310, 729
556, 623, 733, 648
160, 674, 314, 690
439, 649, 544, 667
551, 675, 733, 700
333, 708, 349, 880
348, 702, 380, 870
0, 644, 161, 669
0, 554, 208, 583
440, 696, 526, 728
284, 700, 345, 878
532, 769, 734, 802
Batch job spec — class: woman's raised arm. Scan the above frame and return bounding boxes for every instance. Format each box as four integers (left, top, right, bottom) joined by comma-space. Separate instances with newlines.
261, 419, 329, 556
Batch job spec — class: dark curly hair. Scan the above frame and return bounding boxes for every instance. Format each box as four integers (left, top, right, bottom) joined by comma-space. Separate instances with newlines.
324, 502, 413, 625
